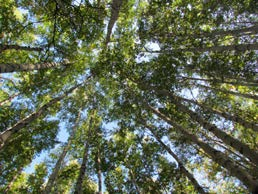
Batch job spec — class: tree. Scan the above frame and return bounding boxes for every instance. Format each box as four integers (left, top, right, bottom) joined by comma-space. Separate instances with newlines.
1, 0, 258, 193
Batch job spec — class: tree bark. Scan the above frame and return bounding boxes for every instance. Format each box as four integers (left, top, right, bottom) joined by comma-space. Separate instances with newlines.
141, 121, 207, 194
0, 83, 82, 150
105, 0, 123, 46
97, 148, 102, 194
178, 96, 258, 132
196, 83, 258, 100
0, 44, 43, 53
146, 44, 258, 54
134, 82, 258, 164
74, 116, 94, 194
3, 167, 23, 194
178, 76, 258, 87
43, 111, 82, 194
0, 61, 70, 73
146, 104, 258, 193
74, 142, 89, 194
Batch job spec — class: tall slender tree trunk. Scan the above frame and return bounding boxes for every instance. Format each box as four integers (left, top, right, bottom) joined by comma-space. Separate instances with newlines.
0, 61, 70, 73
178, 96, 258, 132
178, 76, 258, 87
74, 141, 90, 194
43, 111, 82, 194
97, 148, 102, 194
196, 83, 258, 100
74, 115, 94, 194
3, 167, 23, 194
0, 44, 43, 53
146, 104, 258, 193
135, 83, 258, 164
0, 83, 82, 150
141, 121, 207, 194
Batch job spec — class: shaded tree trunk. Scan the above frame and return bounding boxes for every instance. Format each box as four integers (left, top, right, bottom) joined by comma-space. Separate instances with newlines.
0, 61, 70, 73
74, 141, 90, 194
3, 167, 23, 194
141, 121, 207, 194
43, 111, 82, 194
97, 148, 102, 194
146, 104, 258, 193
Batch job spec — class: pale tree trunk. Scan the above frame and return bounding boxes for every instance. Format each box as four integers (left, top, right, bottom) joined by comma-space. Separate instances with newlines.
43, 111, 82, 194
0, 83, 82, 150
146, 44, 258, 54
4, 167, 23, 194
163, 25, 258, 40
0, 44, 43, 53
196, 83, 258, 100
135, 83, 258, 163
142, 121, 207, 194
0, 61, 70, 73
178, 76, 258, 87
105, 0, 123, 45
178, 96, 258, 132
146, 104, 258, 193
0, 93, 19, 106
97, 148, 102, 194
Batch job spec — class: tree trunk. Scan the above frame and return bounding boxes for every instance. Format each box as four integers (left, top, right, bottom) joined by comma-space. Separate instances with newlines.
196, 83, 258, 100
3, 167, 23, 194
0, 61, 70, 73
105, 0, 123, 45
43, 111, 82, 194
146, 104, 258, 193
146, 44, 258, 54
178, 96, 258, 132
74, 141, 90, 194
178, 76, 258, 87
97, 148, 102, 194
74, 115, 94, 194
135, 83, 258, 164
142, 121, 207, 194
0, 44, 43, 53
0, 83, 82, 150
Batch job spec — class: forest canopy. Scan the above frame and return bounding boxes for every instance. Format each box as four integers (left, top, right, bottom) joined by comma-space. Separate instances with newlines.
0, 0, 257, 193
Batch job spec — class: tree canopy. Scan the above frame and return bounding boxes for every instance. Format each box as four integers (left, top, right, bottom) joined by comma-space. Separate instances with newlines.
0, 0, 257, 193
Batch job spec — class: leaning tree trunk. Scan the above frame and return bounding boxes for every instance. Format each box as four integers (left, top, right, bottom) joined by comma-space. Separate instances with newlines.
136, 83, 258, 164
196, 83, 258, 100
0, 44, 43, 53
178, 96, 258, 132
3, 167, 23, 194
0, 61, 70, 73
0, 82, 82, 150
146, 104, 258, 193
164, 43, 258, 53
141, 121, 207, 194
43, 111, 82, 194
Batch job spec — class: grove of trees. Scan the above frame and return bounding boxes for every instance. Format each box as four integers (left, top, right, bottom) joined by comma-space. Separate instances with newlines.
0, 0, 257, 193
